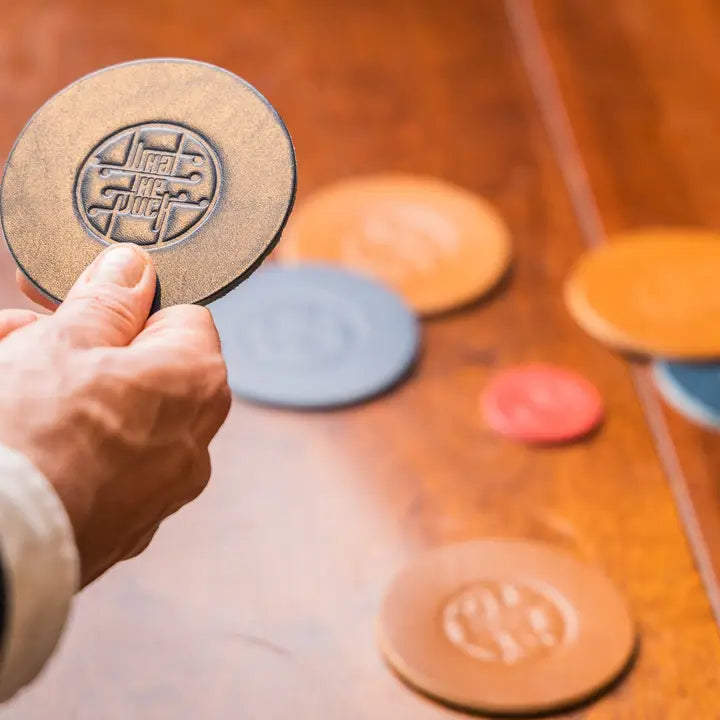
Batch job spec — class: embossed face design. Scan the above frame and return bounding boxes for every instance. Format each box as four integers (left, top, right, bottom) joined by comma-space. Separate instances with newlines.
76, 122, 220, 247
442, 580, 572, 665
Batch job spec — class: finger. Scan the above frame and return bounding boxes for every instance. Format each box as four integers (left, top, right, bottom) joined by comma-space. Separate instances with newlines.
52, 244, 156, 348
0, 308, 42, 340
132, 303, 222, 354
15, 270, 59, 312
132, 304, 231, 442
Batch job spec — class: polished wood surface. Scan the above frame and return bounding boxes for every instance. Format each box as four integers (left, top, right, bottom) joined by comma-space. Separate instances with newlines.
534, 0, 720, 626
1, 1, 719, 717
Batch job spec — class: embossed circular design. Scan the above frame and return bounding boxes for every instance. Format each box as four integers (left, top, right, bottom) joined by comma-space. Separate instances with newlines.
280, 174, 511, 316
242, 298, 356, 371
378, 539, 636, 715
76, 122, 220, 248
0, 59, 295, 308
442, 580, 570, 665
210, 264, 419, 409
565, 228, 720, 358
341, 202, 460, 283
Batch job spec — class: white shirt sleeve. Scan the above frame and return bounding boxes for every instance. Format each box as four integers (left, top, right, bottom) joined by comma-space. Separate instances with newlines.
0, 444, 79, 701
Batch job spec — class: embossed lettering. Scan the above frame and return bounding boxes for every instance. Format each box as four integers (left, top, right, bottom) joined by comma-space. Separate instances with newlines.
76, 122, 220, 247
442, 580, 574, 665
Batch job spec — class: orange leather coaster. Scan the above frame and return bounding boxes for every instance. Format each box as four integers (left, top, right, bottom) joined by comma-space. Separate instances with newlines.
565, 228, 720, 359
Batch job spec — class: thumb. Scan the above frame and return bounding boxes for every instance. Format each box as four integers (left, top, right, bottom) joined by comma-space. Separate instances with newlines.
53, 244, 156, 348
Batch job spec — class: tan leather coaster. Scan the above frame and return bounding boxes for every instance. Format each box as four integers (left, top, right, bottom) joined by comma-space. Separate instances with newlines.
565, 228, 720, 359
378, 539, 636, 715
0, 59, 296, 308
280, 174, 511, 316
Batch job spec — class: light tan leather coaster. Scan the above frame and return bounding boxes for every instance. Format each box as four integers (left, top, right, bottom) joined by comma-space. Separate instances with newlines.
1, 59, 296, 308
280, 174, 511, 316
378, 539, 636, 715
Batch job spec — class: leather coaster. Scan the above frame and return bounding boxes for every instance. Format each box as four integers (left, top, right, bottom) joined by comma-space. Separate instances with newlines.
565, 229, 720, 359
0, 59, 296, 308
280, 174, 511, 316
211, 263, 420, 409
379, 539, 636, 715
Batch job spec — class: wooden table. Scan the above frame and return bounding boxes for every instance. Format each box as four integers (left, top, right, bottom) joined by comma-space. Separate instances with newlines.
1, 1, 719, 716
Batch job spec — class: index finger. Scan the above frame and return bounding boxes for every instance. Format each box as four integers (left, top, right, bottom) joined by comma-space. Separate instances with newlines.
15, 269, 59, 312
131, 304, 222, 354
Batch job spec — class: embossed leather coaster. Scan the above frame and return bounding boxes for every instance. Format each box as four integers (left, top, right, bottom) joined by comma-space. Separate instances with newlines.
0, 59, 296, 308
379, 539, 636, 716
210, 264, 419, 408
279, 174, 511, 316
481, 363, 604, 444
565, 229, 720, 359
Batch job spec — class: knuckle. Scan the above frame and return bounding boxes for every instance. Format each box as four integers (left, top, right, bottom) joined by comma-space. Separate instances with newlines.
142, 305, 221, 355
178, 345, 227, 395
166, 304, 214, 330
209, 351, 228, 386
205, 354, 231, 408
186, 450, 211, 501
182, 303, 213, 323
218, 380, 232, 418
183, 304, 221, 344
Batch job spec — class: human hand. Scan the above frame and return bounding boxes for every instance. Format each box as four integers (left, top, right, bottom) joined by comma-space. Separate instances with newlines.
0, 245, 231, 586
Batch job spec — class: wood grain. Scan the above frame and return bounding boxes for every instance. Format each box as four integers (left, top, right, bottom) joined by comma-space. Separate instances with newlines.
0, 1, 719, 717
533, 0, 720, 625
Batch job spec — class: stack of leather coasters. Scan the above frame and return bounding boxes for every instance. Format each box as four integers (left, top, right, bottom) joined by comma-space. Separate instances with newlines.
565, 228, 720, 431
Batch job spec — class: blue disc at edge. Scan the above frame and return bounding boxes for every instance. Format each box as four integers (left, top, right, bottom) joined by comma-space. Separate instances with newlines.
210, 263, 420, 409
653, 361, 720, 431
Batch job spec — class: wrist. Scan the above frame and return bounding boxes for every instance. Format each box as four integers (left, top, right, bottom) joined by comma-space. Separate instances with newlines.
0, 444, 79, 699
